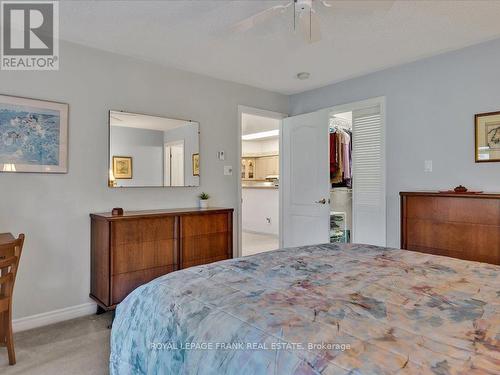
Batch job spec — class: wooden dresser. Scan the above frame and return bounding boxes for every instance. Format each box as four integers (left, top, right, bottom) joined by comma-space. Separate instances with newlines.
90, 207, 233, 310
400, 192, 500, 265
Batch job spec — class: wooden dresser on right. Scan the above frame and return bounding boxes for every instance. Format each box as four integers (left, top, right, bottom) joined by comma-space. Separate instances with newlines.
400, 191, 500, 265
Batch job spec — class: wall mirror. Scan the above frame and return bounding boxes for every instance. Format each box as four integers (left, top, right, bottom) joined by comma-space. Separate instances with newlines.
108, 110, 200, 187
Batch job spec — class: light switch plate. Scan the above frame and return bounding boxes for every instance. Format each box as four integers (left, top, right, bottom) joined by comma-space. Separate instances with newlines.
224, 165, 232, 176
217, 151, 225, 160
424, 160, 433, 172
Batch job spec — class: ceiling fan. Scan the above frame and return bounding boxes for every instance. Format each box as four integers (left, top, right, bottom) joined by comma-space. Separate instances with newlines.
231, 0, 394, 44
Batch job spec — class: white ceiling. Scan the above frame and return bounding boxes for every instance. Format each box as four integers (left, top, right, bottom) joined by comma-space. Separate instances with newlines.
242, 113, 280, 136
110, 111, 191, 131
60, 1, 500, 94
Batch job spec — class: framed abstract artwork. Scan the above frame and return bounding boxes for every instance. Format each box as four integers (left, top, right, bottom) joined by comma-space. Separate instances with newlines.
192, 153, 199, 176
0, 94, 68, 173
475, 111, 500, 162
113, 156, 133, 179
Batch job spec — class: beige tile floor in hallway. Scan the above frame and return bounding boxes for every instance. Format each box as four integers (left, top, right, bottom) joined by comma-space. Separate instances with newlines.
0, 313, 112, 374
242, 231, 279, 256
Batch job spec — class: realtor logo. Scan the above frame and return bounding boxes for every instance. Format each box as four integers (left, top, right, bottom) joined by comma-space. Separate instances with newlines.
1, 0, 59, 70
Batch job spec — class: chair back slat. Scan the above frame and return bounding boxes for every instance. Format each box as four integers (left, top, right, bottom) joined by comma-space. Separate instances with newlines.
0, 273, 14, 284
0, 273, 14, 298
0, 296, 8, 313
0, 233, 24, 365
0, 256, 17, 270
0, 235, 24, 300
0, 244, 14, 259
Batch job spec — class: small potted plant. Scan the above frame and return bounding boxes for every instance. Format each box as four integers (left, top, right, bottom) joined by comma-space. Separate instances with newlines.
198, 192, 210, 209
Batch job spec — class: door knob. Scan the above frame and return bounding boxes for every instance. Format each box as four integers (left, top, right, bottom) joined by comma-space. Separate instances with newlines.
315, 198, 327, 204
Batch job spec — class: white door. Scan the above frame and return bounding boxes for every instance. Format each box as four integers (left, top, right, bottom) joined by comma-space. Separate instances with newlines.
170, 142, 184, 186
282, 109, 330, 247
352, 104, 386, 246
164, 145, 171, 186
164, 141, 184, 186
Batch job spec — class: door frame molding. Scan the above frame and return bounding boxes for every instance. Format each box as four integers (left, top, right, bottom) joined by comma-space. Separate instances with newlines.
327, 96, 387, 245
237, 105, 287, 258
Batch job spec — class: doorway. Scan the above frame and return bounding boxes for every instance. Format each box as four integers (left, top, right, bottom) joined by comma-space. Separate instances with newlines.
238, 106, 286, 257
164, 140, 184, 186
281, 97, 386, 248
329, 111, 353, 244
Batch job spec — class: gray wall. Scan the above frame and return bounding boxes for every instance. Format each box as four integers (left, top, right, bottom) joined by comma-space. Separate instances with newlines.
0, 40, 288, 319
110, 126, 164, 187
290, 38, 500, 248
163, 123, 200, 187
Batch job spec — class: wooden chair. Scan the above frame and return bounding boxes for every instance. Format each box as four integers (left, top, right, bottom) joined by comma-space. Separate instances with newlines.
0, 234, 24, 365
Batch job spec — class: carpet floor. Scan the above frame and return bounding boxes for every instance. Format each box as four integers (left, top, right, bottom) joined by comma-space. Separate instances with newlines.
0, 313, 112, 374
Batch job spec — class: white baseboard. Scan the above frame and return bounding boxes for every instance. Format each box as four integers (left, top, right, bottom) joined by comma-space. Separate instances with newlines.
13, 302, 97, 333
242, 229, 279, 237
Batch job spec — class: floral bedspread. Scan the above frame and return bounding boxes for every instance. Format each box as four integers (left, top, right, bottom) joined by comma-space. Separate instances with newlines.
110, 243, 500, 374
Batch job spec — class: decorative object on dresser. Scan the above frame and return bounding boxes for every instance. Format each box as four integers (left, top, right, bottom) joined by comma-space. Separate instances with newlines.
111, 207, 124, 216
453, 185, 468, 193
400, 191, 500, 265
0, 233, 25, 366
0, 94, 68, 173
90, 207, 233, 311
438, 185, 484, 194
198, 192, 210, 209
475, 111, 500, 162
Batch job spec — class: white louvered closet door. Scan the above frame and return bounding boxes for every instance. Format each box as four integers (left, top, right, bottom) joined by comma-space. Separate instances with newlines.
352, 105, 386, 246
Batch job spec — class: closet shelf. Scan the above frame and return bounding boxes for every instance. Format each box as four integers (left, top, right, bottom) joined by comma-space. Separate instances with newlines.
242, 153, 278, 158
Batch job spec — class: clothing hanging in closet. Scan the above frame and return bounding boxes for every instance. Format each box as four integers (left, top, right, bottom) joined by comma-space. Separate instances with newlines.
329, 126, 352, 188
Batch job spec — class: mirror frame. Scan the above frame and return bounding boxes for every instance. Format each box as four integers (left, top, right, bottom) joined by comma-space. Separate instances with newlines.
107, 110, 200, 188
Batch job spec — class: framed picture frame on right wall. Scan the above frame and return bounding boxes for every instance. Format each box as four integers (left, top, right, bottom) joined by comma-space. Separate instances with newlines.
475, 111, 500, 162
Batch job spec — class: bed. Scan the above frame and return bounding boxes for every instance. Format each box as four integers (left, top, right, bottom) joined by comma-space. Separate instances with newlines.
110, 243, 500, 374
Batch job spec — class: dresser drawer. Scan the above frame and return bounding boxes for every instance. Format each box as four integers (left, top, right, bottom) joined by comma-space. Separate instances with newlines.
112, 239, 177, 275
406, 219, 500, 264
181, 232, 230, 268
401, 192, 500, 265
181, 213, 229, 237
112, 217, 176, 245
180, 213, 231, 269
406, 196, 500, 225
111, 217, 177, 275
111, 265, 174, 305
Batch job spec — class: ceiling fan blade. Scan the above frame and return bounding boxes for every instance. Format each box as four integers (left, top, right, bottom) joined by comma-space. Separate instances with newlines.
298, 9, 321, 44
310, 10, 321, 43
231, 2, 293, 33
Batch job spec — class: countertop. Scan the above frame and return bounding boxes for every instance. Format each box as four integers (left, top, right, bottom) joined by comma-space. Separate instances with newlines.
242, 181, 278, 189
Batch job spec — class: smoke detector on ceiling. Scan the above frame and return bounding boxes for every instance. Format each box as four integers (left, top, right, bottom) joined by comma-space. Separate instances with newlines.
296, 72, 310, 80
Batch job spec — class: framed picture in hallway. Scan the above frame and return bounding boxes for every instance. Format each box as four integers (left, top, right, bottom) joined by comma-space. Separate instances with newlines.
113, 156, 133, 179
475, 111, 500, 162
0, 94, 69, 173
192, 153, 200, 176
